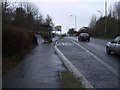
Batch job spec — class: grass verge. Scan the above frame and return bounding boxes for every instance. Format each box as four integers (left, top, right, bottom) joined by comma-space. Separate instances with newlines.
59, 36, 64, 40
60, 71, 83, 88
60, 63, 83, 88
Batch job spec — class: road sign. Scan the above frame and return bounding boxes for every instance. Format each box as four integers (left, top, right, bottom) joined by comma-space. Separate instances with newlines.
55, 26, 61, 31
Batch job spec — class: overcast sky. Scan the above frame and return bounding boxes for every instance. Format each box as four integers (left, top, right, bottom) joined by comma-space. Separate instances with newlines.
32, 0, 119, 33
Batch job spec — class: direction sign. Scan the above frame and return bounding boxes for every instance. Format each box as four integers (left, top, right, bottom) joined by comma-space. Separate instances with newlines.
55, 26, 61, 31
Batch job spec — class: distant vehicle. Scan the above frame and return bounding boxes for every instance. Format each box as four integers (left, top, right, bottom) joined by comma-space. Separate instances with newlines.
106, 36, 120, 54
62, 34, 66, 37
78, 33, 90, 42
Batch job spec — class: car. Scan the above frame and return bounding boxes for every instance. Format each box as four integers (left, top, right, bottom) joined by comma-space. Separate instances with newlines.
106, 36, 120, 54
78, 33, 90, 42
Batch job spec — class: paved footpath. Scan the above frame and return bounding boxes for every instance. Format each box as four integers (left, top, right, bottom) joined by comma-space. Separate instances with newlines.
3, 36, 65, 88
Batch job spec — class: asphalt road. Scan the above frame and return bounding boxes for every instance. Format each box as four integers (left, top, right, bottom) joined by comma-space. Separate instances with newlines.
69, 37, 120, 76
56, 36, 120, 88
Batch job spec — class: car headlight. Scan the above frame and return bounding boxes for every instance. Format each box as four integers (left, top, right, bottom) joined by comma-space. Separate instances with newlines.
107, 42, 110, 46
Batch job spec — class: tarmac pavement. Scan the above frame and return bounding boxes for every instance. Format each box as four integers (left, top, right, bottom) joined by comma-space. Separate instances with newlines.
3, 35, 65, 88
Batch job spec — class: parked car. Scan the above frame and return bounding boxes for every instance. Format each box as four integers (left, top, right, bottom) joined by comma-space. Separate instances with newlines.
78, 33, 90, 42
106, 36, 120, 54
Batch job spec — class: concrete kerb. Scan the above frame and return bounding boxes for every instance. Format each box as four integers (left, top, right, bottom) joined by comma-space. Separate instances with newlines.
54, 42, 95, 89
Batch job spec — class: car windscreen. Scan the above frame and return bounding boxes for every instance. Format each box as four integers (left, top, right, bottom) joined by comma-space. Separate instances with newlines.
82, 34, 89, 36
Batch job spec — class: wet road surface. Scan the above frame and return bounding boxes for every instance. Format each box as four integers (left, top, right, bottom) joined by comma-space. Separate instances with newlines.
56, 37, 119, 88
3, 36, 65, 88
69, 37, 120, 74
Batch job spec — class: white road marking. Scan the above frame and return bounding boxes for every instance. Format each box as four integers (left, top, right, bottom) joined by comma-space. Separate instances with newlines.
68, 38, 118, 77
56, 42, 74, 46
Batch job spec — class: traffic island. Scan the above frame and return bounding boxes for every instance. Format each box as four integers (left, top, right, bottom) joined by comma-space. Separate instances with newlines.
59, 63, 83, 88
60, 71, 83, 88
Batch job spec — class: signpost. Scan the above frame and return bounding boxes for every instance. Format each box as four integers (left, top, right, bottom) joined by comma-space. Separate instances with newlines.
48, 22, 54, 42
55, 25, 62, 31
55, 25, 62, 36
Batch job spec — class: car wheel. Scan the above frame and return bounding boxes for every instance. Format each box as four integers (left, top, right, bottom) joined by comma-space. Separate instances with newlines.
80, 39, 82, 42
106, 47, 111, 54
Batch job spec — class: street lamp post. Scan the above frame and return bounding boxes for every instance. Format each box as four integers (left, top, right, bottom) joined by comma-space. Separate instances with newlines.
98, 10, 102, 17
70, 15, 77, 31
105, 0, 107, 37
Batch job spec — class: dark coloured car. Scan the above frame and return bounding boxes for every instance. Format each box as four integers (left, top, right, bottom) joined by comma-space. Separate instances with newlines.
106, 36, 120, 54
78, 33, 90, 42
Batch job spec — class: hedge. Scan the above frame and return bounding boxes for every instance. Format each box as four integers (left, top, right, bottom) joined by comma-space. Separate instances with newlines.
2, 26, 33, 57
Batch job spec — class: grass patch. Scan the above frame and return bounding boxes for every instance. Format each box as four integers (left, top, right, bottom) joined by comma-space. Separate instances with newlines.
63, 63, 68, 69
60, 71, 83, 88
59, 36, 64, 40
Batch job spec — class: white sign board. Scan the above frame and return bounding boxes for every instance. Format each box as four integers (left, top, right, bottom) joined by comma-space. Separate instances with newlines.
55, 26, 61, 31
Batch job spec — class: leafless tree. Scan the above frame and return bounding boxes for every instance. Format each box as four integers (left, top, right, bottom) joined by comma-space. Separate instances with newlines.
89, 15, 97, 30
113, 1, 120, 20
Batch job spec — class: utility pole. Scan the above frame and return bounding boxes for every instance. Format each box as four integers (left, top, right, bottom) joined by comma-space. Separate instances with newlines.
105, 0, 107, 37
70, 15, 77, 31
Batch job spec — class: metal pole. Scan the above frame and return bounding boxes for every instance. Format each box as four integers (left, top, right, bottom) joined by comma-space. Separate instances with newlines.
105, 0, 107, 37
70, 15, 77, 31
75, 16, 77, 31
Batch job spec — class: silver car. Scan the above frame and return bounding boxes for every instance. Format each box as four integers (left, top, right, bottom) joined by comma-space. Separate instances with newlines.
106, 36, 120, 54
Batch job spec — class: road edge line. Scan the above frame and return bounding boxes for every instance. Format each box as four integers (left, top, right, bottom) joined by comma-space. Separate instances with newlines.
54, 42, 95, 89
69, 38, 118, 77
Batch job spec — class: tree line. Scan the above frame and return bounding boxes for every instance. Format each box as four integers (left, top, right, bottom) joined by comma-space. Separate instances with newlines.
88, 1, 120, 38
2, 1, 54, 57
1, 1, 53, 34
67, 2, 120, 38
